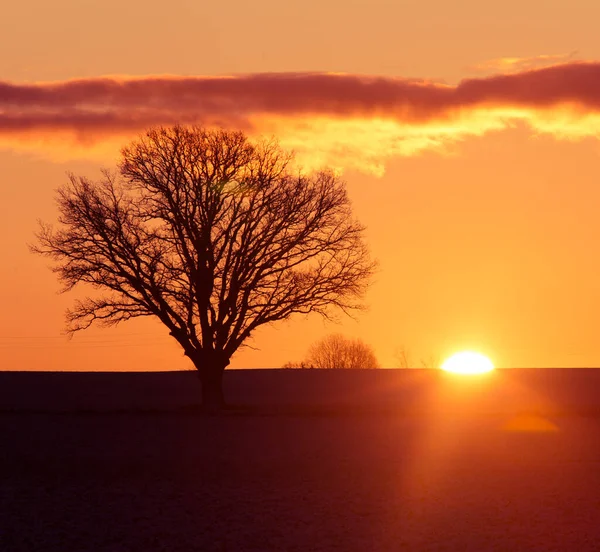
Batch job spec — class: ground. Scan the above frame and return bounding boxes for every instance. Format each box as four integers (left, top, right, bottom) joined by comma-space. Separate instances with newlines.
2, 410, 600, 551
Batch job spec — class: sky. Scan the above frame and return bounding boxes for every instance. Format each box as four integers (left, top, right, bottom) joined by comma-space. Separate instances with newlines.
3, 0, 600, 370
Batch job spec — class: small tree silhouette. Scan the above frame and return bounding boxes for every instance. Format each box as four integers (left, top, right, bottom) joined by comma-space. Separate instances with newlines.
282, 361, 316, 369
393, 346, 440, 369
32, 126, 376, 410
301, 334, 380, 369
394, 346, 412, 368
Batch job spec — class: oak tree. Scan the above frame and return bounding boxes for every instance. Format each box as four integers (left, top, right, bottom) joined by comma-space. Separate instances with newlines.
33, 126, 376, 410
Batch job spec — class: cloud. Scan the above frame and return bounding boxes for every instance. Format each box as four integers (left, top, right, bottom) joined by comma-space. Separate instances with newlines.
2, 62, 600, 173
468, 52, 580, 74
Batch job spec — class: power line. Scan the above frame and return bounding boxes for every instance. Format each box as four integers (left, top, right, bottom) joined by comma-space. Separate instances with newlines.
0, 333, 174, 349
0, 331, 164, 339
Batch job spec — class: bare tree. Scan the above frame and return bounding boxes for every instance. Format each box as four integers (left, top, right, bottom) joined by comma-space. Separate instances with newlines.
32, 126, 376, 410
303, 334, 380, 369
420, 354, 441, 369
394, 345, 440, 369
394, 346, 412, 369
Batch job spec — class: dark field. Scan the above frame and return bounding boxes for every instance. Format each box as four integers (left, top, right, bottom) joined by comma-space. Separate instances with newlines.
2, 370, 600, 551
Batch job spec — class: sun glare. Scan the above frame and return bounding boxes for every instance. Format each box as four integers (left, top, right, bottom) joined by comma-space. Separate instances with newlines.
441, 351, 494, 375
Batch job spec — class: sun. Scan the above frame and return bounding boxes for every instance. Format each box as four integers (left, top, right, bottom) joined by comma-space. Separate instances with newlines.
441, 351, 494, 375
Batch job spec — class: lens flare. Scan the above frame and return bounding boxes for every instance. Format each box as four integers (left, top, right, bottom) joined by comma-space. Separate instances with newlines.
441, 351, 494, 375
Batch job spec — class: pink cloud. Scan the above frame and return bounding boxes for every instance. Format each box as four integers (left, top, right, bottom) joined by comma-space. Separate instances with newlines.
2, 62, 600, 172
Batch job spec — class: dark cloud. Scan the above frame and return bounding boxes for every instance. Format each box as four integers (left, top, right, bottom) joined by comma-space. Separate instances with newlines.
1, 62, 600, 136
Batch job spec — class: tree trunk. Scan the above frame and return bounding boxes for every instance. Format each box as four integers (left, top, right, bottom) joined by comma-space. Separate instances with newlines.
195, 351, 229, 413
200, 367, 225, 413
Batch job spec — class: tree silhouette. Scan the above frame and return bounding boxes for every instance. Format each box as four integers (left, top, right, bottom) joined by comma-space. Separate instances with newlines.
282, 361, 316, 369
393, 345, 440, 369
33, 126, 376, 410
394, 346, 411, 368
302, 334, 380, 369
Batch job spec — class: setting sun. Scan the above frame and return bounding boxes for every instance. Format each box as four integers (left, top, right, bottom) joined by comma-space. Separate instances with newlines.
441, 352, 495, 375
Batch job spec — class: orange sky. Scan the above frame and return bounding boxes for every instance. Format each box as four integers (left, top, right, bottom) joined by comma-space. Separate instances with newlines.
3, 0, 600, 370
